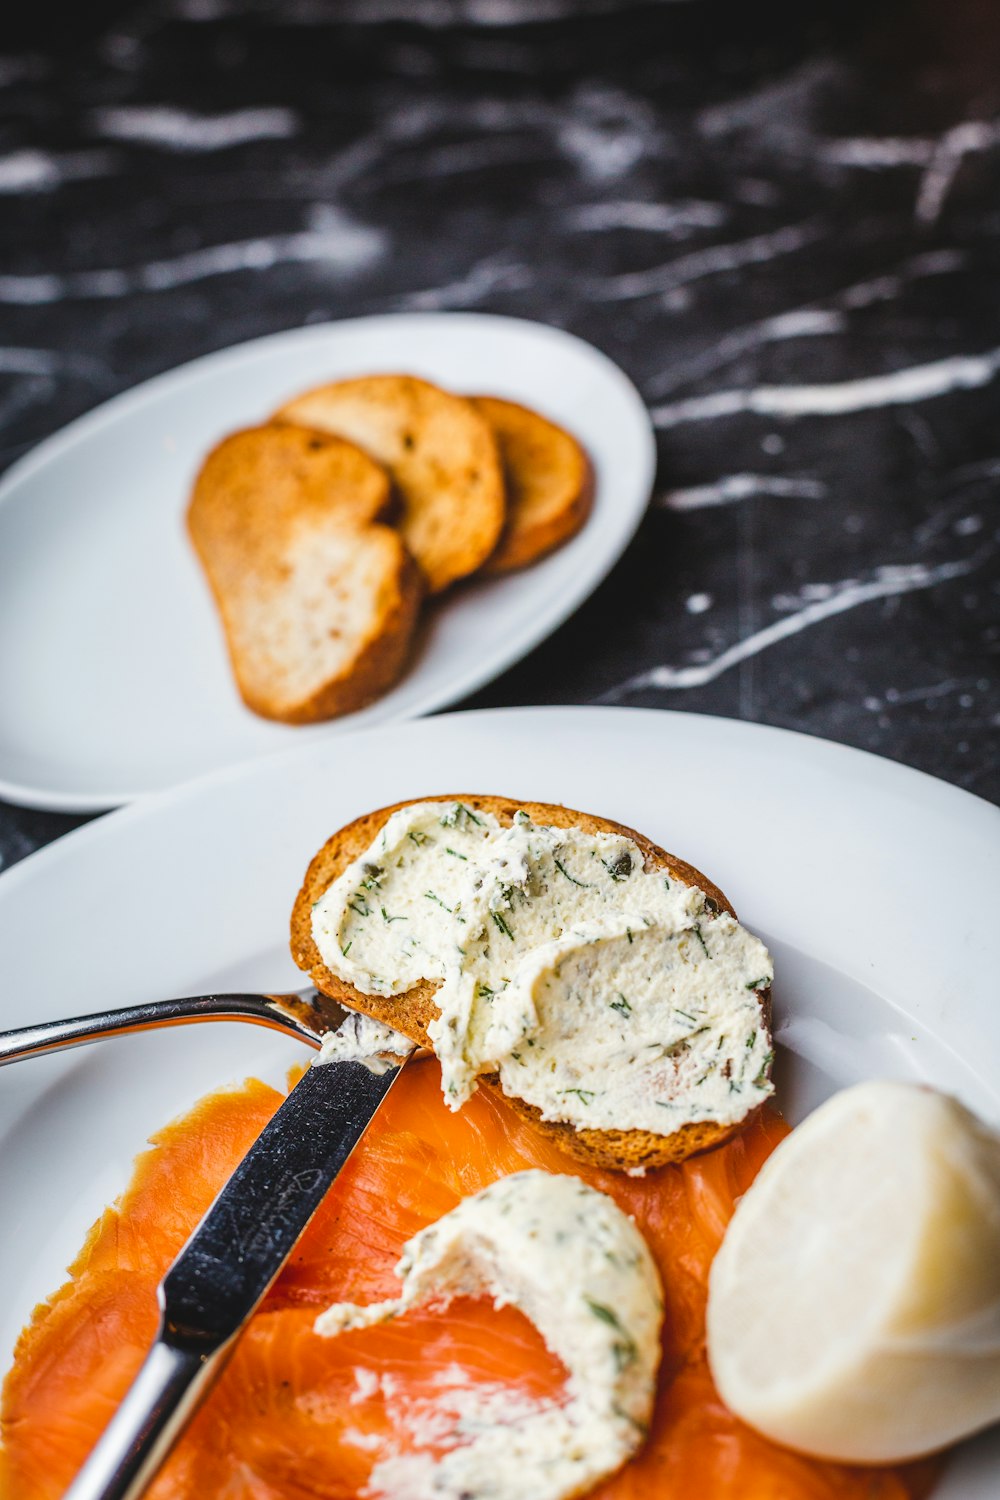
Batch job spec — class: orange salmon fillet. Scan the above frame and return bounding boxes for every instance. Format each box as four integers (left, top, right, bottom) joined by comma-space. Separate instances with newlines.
0, 1058, 940, 1500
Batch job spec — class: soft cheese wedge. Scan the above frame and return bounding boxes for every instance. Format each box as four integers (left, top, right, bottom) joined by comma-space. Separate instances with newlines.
706, 1080, 1000, 1463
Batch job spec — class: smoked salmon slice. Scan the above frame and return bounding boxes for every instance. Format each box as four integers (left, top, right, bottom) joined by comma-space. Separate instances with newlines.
0, 1058, 939, 1500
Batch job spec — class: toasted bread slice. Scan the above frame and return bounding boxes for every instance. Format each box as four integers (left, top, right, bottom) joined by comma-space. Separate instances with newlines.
291, 795, 772, 1172
471, 397, 594, 573
188, 426, 422, 724
191, 422, 393, 532
274, 375, 506, 595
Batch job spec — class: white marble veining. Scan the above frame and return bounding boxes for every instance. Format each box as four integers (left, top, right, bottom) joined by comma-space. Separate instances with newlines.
0, 206, 385, 304
0, 150, 117, 193
652, 348, 1000, 427
823, 117, 1000, 226
399, 254, 531, 310
88, 105, 300, 151
568, 199, 728, 236
605, 554, 990, 696
822, 136, 936, 168
659, 473, 826, 510
587, 221, 822, 302
1, 0, 997, 862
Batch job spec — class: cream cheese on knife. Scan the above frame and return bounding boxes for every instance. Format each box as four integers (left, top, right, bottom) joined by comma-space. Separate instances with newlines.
315, 1011, 416, 1075
311, 802, 773, 1134
316, 1168, 663, 1500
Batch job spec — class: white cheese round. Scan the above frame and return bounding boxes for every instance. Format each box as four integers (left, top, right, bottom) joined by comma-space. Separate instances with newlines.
706, 1080, 1000, 1462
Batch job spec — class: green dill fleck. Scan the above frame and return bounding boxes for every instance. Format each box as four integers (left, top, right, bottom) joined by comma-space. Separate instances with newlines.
381, 907, 407, 924
746, 1030, 757, 1050
602, 851, 633, 881
407, 830, 428, 846
563, 1087, 596, 1105
340, 940, 352, 957
746, 976, 770, 991
663, 875, 671, 890
424, 890, 453, 912
510, 1051, 525, 1064
553, 856, 591, 888
584, 1300, 637, 1371
754, 1050, 775, 1087
655, 1099, 677, 1109
692, 923, 711, 958
609, 994, 632, 1018
348, 897, 371, 918
626, 927, 633, 945
612, 1403, 649, 1438
491, 911, 514, 940
361, 864, 384, 891
476, 982, 495, 1000
440, 801, 484, 828
584, 1298, 625, 1330
674, 1008, 697, 1025
444, 847, 468, 860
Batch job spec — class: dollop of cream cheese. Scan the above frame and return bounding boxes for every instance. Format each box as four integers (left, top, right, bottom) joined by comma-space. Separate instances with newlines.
315, 1168, 663, 1500
315, 1011, 416, 1075
311, 801, 774, 1134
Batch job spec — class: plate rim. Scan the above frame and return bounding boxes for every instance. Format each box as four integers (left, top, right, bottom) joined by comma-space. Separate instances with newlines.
2, 705, 998, 1495
0, 313, 656, 813
0, 312, 649, 497
2, 706, 996, 897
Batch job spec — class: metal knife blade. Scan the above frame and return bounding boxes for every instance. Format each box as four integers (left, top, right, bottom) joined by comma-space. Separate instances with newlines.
65, 1055, 406, 1500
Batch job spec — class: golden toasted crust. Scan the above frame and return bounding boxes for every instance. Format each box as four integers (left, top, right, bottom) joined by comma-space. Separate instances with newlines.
189, 423, 392, 535
290, 795, 771, 1172
471, 397, 594, 574
275, 375, 506, 595
187, 424, 422, 725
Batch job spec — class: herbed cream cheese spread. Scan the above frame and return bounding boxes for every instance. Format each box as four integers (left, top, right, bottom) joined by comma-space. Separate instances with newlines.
315, 1168, 663, 1500
311, 801, 774, 1135
315, 1011, 416, 1075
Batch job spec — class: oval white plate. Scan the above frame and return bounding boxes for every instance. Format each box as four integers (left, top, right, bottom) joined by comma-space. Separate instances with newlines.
0, 706, 997, 1494
0, 314, 654, 811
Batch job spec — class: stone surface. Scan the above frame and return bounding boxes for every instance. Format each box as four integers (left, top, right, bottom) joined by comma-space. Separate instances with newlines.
0, 0, 997, 872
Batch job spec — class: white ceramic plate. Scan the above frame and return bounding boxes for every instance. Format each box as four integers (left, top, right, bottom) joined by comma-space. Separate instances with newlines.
1, 706, 997, 1494
0, 314, 654, 811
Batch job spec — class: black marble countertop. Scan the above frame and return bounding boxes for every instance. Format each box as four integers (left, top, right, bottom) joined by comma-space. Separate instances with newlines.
1, 0, 998, 872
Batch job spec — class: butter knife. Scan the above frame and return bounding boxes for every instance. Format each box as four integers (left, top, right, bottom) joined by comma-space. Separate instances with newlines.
64, 1055, 406, 1500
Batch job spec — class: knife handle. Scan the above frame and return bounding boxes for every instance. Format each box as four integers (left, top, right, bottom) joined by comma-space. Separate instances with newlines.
63, 1334, 229, 1500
